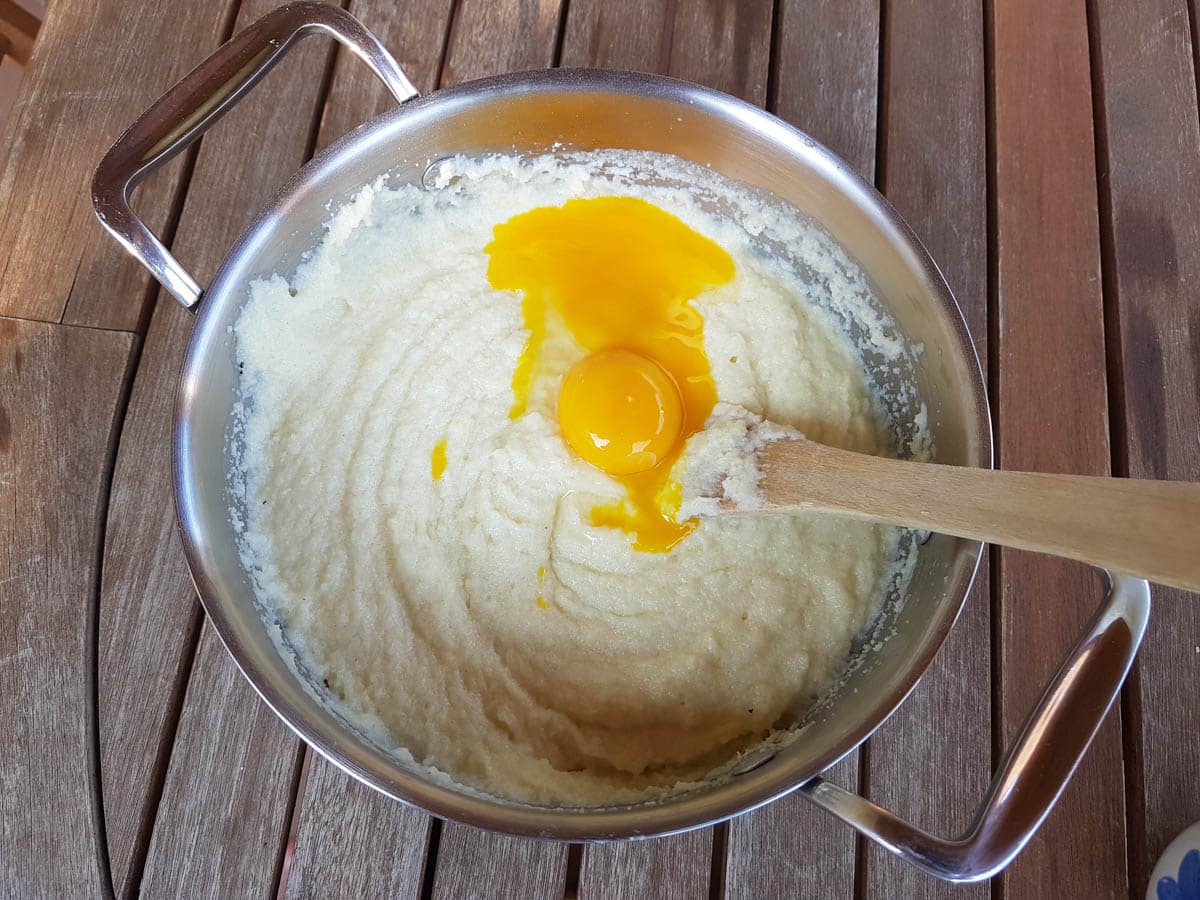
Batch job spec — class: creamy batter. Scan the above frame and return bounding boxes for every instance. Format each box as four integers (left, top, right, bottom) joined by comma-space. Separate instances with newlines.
234, 151, 915, 806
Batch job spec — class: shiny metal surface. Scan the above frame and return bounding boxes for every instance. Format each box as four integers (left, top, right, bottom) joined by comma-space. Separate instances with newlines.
801, 571, 1151, 882
91, 2, 417, 308
93, 3, 1150, 880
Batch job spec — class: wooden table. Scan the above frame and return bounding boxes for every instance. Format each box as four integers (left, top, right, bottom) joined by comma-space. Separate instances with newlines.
3, 0, 1197, 896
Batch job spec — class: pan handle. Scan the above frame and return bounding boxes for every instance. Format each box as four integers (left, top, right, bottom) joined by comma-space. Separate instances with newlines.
91, 1, 417, 309
800, 569, 1150, 882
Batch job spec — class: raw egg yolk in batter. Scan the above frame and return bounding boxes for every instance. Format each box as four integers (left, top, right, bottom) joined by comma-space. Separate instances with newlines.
430, 437, 448, 481
557, 349, 683, 476
486, 196, 734, 552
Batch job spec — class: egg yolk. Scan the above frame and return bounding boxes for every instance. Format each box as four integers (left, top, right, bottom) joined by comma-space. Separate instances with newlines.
430, 437, 448, 481
486, 195, 734, 552
558, 349, 684, 475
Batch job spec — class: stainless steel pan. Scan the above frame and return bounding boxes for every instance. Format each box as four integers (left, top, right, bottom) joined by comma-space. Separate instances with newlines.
92, 2, 1150, 882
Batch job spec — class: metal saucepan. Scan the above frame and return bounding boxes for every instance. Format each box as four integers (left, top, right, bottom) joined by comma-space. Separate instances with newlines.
92, 2, 1150, 882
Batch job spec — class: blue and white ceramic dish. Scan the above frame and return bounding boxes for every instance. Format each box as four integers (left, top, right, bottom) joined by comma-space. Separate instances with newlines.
1151, 822, 1200, 900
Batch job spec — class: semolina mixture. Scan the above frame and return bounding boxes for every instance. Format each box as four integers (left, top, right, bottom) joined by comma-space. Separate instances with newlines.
233, 150, 918, 806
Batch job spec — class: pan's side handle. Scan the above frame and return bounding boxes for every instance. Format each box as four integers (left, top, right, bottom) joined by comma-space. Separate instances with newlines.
800, 570, 1150, 882
91, 1, 416, 309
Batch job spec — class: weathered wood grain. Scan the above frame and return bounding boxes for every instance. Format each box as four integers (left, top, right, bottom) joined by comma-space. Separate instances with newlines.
432, 829, 570, 900
723, 2, 876, 895
558, 0, 673, 72
668, 0, 772, 104
992, 0, 1127, 896
1090, 0, 1200, 889
441, 0, 565, 86
97, 1, 339, 894
315, 0, 455, 152
139, 627, 304, 898
725, 769, 857, 899
0, 0, 236, 327
277, 2, 456, 893
0, 56, 21, 137
879, 0, 987, 343
578, 829, 712, 900
282, 756, 433, 899
772, 0, 879, 177
0, 316, 134, 898
863, 3, 990, 894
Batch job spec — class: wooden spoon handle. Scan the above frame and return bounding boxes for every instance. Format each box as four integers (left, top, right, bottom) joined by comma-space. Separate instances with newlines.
758, 439, 1200, 592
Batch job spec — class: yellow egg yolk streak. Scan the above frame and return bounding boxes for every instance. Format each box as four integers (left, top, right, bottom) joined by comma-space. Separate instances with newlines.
430, 438, 448, 481
486, 196, 735, 552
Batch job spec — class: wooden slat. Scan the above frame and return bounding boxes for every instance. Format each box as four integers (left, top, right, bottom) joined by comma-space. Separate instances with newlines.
558, 0, 672, 72
862, 1, 990, 896
440, 0, 565, 85
0, 56, 21, 135
578, 830, 712, 900
772, 0, 879, 177
1090, 0, 1200, 889
432, 830, 569, 900
277, 1, 455, 893
426, 3, 576, 895
316, 0, 455, 151
140, 628, 303, 897
98, 1, 339, 894
992, 1, 1127, 896
772, 0, 879, 163
282, 758, 433, 899
725, 1, 877, 895
667, 0, 772, 104
725, 778, 856, 899
0, 317, 134, 898
561, 0, 776, 144
0, 0, 39, 66
0, 0, 236, 327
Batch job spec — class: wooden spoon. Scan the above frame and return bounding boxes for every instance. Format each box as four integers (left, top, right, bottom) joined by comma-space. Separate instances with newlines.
716, 437, 1200, 592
